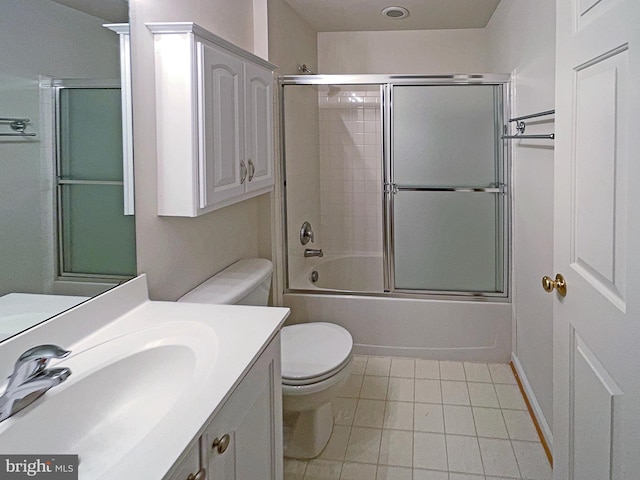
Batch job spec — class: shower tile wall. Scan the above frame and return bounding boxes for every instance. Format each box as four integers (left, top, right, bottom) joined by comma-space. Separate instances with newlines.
284, 86, 321, 283
318, 86, 383, 257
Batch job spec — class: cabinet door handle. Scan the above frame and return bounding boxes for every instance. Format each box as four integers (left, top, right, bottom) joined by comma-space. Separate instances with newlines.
212, 434, 231, 454
247, 158, 255, 181
240, 160, 247, 184
187, 467, 206, 480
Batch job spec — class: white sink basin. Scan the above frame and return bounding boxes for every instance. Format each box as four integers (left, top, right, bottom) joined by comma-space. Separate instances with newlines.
0, 321, 218, 477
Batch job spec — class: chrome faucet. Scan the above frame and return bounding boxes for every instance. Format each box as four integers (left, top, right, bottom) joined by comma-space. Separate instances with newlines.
0, 345, 72, 422
304, 248, 324, 258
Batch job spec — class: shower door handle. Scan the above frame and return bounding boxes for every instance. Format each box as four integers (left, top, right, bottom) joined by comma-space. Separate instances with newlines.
383, 183, 398, 194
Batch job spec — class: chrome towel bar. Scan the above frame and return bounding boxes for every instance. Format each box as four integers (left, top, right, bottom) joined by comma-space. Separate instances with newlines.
0, 117, 36, 137
503, 109, 554, 141
509, 109, 555, 123
502, 134, 555, 140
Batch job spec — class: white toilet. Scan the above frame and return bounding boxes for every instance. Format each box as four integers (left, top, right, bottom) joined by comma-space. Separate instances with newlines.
178, 258, 353, 459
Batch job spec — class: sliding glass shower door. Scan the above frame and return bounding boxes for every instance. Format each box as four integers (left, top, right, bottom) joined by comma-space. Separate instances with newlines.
388, 85, 506, 294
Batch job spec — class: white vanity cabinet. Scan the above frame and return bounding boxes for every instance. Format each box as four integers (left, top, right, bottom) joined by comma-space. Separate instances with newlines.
164, 335, 283, 480
201, 336, 282, 480
148, 23, 276, 217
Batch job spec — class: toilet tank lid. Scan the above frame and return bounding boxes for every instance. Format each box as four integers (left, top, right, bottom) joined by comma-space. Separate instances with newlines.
178, 258, 273, 305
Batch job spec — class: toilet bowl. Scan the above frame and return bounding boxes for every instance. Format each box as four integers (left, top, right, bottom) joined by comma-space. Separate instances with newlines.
178, 258, 353, 459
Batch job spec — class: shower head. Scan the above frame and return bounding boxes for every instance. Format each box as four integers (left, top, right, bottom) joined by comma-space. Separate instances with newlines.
298, 64, 315, 75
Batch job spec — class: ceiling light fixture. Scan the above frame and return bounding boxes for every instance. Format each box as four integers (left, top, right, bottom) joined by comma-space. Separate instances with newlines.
381, 6, 410, 19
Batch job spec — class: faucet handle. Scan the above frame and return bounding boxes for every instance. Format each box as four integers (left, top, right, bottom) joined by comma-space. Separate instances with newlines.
300, 221, 315, 245
18, 344, 70, 363
12, 345, 71, 382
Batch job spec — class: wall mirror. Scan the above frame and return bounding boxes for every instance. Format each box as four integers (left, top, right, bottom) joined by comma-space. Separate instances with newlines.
0, 0, 135, 343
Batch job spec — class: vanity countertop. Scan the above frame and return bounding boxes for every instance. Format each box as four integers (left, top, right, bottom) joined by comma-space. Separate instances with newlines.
0, 276, 289, 479
0, 293, 89, 341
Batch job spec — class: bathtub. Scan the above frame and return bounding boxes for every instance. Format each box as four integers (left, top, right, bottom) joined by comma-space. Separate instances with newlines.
303, 255, 384, 292
283, 255, 512, 362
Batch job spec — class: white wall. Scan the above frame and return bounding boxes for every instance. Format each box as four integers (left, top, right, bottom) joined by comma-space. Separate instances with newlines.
318, 29, 490, 74
487, 0, 556, 445
282, 86, 321, 286
268, 0, 318, 76
0, 0, 119, 296
129, 0, 275, 300
267, 0, 318, 301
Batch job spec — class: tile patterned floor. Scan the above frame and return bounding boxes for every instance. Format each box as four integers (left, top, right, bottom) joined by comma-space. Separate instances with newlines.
284, 356, 552, 480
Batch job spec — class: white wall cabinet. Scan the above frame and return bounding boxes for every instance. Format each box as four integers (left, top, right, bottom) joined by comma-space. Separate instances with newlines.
163, 335, 282, 480
148, 23, 276, 217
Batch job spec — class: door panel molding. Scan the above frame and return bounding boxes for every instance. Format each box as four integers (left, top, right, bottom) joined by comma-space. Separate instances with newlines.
570, 46, 628, 311
569, 329, 623, 480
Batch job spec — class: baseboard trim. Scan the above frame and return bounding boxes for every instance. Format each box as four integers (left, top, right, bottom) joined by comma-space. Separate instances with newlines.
510, 354, 553, 467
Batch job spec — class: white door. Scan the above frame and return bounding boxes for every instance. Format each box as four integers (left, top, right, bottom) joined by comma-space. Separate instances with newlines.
553, 0, 640, 479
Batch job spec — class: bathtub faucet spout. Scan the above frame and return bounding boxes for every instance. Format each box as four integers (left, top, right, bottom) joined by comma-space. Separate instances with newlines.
304, 248, 324, 258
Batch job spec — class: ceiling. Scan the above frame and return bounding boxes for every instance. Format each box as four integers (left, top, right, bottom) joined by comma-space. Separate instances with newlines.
50, 0, 128, 23
283, 0, 502, 32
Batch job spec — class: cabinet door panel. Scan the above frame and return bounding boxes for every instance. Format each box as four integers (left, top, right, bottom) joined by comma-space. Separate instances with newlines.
203, 338, 282, 480
198, 42, 245, 209
163, 440, 200, 480
244, 63, 274, 193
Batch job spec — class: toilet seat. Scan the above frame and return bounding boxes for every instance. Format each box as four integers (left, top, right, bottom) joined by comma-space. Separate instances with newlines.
281, 322, 353, 386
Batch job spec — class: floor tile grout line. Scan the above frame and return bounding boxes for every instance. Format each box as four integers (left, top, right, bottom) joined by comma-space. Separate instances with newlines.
340, 358, 364, 470
437, 360, 451, 474
498, 393, 524, 479
469, 403, 489, 478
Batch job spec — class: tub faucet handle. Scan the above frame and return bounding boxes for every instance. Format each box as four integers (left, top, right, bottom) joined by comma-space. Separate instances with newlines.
300, 221, 315, 245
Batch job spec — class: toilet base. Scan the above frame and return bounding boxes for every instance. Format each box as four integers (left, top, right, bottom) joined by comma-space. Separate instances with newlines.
283, 402, 334, 459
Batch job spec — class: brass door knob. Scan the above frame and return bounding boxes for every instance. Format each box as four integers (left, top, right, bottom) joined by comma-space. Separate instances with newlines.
542, 273, 567, 297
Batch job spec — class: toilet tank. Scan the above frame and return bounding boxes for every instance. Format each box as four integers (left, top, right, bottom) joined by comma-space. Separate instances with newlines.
178, 258, 273, 306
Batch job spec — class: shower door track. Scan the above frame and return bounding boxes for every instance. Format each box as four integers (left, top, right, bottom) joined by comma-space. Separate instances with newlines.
279, 74, 511, 301
279, 74, 510, 86
387, 185, 505, 194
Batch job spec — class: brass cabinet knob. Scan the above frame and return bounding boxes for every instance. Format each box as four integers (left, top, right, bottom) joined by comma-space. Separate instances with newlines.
187, 467, 206, 480
212, 434, 231, 454
542, 273, 567, 297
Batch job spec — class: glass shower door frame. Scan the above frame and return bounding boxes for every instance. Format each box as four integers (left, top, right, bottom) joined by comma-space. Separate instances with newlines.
278, 74, 511, 300
383, 81, 511, 298
53, 79, 134, 282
